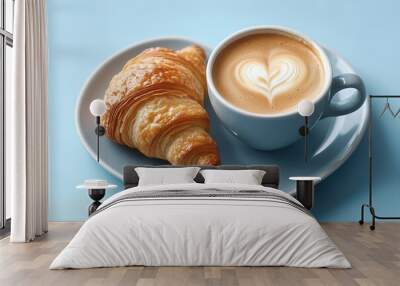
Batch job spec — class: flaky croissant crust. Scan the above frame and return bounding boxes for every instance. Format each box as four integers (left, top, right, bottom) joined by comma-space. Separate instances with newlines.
102, 45, 220, 165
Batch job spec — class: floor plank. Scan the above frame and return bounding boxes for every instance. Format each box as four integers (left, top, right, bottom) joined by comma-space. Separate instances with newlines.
0, 222, 399, 286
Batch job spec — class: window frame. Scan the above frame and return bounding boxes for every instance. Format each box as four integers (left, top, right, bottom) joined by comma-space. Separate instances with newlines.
0, 0, 13, 235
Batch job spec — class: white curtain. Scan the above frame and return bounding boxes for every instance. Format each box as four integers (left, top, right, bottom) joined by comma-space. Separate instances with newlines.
8, 0, 48, 242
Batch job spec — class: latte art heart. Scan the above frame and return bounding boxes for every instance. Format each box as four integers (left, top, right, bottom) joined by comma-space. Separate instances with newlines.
234, 53, 307, 102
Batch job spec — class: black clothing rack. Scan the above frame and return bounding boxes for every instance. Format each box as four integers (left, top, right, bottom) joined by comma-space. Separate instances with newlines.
359, 95, 400, 230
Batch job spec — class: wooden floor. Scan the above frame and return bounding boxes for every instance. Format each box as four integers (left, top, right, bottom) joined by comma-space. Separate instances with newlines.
0, 222, 399, 286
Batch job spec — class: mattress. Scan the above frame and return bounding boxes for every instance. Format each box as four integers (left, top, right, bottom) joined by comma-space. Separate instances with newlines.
50, 183, 350, 269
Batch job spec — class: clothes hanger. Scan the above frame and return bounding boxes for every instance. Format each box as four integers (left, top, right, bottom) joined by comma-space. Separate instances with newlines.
379, 98, 399, 118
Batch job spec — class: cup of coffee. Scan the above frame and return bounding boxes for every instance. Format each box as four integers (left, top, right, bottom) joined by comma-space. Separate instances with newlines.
207, 26, 366, 150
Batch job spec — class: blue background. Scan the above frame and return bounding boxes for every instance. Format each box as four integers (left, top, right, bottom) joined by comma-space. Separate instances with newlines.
47, 0, 400, 221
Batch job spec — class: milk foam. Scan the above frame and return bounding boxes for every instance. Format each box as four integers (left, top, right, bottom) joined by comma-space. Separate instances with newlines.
212, 33, 325, 114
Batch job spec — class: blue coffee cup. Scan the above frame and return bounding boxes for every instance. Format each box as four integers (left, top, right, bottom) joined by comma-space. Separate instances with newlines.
207, 26, 366, 150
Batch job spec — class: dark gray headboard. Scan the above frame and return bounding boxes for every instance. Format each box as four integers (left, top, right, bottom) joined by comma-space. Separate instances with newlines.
123, 165, 280, 189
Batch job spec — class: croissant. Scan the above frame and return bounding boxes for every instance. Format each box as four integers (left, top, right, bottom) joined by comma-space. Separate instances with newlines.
102, 45, 220, 165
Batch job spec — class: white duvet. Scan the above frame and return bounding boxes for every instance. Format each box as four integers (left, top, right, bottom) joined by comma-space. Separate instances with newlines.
50, 183, 350, 269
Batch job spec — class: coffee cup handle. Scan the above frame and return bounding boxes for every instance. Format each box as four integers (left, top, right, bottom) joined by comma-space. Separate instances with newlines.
321, 73, 366, 118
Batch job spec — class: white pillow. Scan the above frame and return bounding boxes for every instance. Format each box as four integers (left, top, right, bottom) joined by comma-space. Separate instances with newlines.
135, 167, 200, 186
200, 169, 266, 185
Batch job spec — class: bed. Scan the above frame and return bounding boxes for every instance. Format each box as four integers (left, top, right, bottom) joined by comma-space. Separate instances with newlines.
50, 165, 350, 269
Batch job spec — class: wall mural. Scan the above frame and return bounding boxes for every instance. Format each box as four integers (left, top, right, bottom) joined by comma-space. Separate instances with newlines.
76, 26, 367, 193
